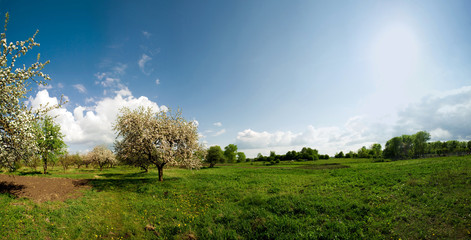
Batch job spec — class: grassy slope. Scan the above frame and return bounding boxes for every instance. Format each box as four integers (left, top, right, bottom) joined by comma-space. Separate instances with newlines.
0, 156, 470, 239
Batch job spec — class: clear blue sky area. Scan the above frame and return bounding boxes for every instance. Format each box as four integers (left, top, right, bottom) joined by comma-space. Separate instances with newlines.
2, 0, 470, 156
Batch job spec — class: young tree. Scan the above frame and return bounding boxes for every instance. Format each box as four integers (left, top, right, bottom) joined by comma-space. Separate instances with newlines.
224, 144, 238, 163
87, 145, 116, 171
114, 106, 201, 181
35, 116, 67, 174
206, 145, 224, 167
236, 152, 246, 163
0, 13, 63, 171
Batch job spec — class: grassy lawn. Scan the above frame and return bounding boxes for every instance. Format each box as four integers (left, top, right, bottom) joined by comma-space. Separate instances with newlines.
1, 156, 471, 239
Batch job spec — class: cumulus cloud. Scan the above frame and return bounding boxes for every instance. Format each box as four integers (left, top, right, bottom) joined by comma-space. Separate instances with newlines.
394, 86, 471, 140
213, 122, 222, 127
73, 84, 87, 93
138, 54, 152, 74
236, 116, 390, 157
155, 78, 160, 85
29, 89, 165, 152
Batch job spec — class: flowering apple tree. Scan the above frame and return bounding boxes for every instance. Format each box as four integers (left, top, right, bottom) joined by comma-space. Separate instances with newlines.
0, 13, 62, 171
114, 106, 201, 181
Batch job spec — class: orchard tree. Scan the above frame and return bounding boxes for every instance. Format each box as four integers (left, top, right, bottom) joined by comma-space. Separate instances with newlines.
224, 144, 238, 163
206, 145, 224, 167
114, 106, 201, 182
35, 116, 67, 174
0, 13, 63, 171
87, 145, 116, 171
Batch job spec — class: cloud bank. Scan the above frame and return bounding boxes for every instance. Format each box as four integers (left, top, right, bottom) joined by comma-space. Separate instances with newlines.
236, 86, 471, 157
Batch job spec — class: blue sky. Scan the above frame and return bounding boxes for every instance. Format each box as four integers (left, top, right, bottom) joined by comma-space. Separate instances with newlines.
2, 0, 471, 157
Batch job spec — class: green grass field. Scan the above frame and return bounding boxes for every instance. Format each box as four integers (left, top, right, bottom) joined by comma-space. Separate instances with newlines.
1, 156, 471, 239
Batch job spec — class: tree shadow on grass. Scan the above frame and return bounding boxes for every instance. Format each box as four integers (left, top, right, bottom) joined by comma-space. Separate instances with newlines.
0, 181, 25, 198
18, 171, 44, 176
98, 172, 151, 179
88, 175, 181, 193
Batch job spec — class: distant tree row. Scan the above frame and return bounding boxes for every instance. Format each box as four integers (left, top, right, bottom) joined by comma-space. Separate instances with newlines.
249, 147, 329, 165
384, 131, 471, 160
206, 144, 246, 167
334, 131, 471, 161
335, 143, 383, 159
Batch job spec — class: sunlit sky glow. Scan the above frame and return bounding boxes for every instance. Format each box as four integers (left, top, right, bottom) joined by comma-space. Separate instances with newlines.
2, 0, 471, 157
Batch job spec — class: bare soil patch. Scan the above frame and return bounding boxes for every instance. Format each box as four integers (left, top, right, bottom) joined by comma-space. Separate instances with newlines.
0, 174, 89, 203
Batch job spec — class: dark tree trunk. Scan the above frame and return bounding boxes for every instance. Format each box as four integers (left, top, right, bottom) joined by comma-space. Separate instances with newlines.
157, 164, 164, 182
43, 160, 47, 174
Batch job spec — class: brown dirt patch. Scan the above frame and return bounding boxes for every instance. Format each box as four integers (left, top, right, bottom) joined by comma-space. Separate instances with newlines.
0, 174, 90, 203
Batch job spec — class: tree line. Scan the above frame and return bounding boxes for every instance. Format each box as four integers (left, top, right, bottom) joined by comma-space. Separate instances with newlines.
334, 131, 471, 160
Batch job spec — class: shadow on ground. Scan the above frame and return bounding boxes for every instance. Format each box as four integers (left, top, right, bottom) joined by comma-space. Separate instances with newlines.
18, 171, 44, 176
0, 181, 24, 197
88, 173, 181, 193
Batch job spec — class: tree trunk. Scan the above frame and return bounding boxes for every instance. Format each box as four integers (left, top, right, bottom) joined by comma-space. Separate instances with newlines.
43, 159, 47, 174
157, 165, 164, 182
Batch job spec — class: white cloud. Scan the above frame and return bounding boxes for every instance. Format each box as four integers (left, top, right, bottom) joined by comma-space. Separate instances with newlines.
29, 89, 165, 153
85, 97, 95, 103
236, 116, 392, 157
38, 84, 53, 90
236, 86, 471, 157
73, 84, 87, 93
213, 122, 222, 127
430, 128, 452, 141
213, 129, 226, 137
155, 78, 160, 85
138, 54, 152, 74
112, 63, 127, 75
394, 85, 471, 140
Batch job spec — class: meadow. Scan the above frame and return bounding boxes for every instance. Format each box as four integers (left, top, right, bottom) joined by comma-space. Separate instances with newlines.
1, 156, 470, 239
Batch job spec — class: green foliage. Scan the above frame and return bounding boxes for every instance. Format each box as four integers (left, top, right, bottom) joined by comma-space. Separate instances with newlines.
236, 152, 246, 163
35, 116, 67, 174
224, 144, 238, 163
300, 147, 319, 160
335, 151, 344, 158
383, 131, 468, 160
206, 145, 225, 167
